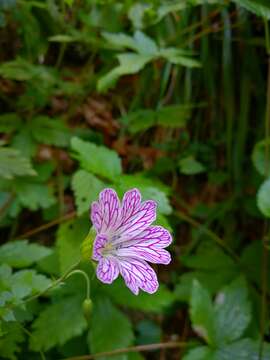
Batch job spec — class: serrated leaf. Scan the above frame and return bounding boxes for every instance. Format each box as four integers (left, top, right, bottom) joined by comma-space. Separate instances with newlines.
190, 280, 216, 345
115, 174, 172, 215
102, 32, 138, 51
0, 113, 21, 133
31, 116, 71, 147
16, 181, 56, 210
0, 148, 36, 179
161, 48, 201, 67
72, 170, 106, 216
71, 137, 122, 181
232, 0, 270, 19
88, 298, 133, 360
104, 279, 175, 313
257, 178, 270, 217
0, 240, 52, 268
30, 295, 87, 351
57, 216, 89, 274
0, 322, 24, 360
214, 277, 251, 345
98, 52, 152, 92
11, 269, 51, 299
179, 156, 206, 175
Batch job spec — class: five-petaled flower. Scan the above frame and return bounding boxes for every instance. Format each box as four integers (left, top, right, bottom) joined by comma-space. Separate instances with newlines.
90, 188, 172, 295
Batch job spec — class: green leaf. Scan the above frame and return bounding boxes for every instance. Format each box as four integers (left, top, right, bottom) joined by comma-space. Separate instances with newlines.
16, 181, 56, 210
156, 105, 191, 128
104, 279, 175, 313
102, 32, 139, 51
133, 31, 158, 55
72, 170, 106, 216
31, 116, 71, 147
88, 298, 134, 359
183, 346, 215, 360
251, 138, 270, 176
115, 174, 172, 215
257, 178, 270, 217
232, 0, 270, 19
179, 156, 206, 175
0, 148, 36, 179
175, 243, 238, 301
215, 339, 270, 360
30, 295, 87, 351
98, 52, 152, 92
0, 322, 24, 360
11, 269, 51, 299
0, 113, 21, 133
161, 48, 201, 67
190, 280, 216, 345
0, 240, 52, 268
57, 216, 89, 274
214, 277, 251, 345
71, 137, 122, 181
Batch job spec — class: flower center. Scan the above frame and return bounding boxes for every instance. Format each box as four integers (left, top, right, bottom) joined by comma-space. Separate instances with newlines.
101, 241, 114, 256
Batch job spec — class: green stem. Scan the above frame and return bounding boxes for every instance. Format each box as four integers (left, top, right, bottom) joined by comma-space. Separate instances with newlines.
66, 269, 91, 299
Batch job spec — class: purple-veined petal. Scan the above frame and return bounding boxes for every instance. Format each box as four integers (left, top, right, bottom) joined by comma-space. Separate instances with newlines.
118, 258, 159, 295
91, 188, 121, 234
96, 257, 119, 284
92, 235, 108, 261
113, 189, 157, 242
116, 247, 171, 265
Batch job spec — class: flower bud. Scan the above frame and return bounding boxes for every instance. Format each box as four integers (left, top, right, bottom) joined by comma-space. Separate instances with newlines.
82, 298, 93, 323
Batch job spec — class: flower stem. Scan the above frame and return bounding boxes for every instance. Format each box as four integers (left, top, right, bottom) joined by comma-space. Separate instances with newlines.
66, 269, 91, 299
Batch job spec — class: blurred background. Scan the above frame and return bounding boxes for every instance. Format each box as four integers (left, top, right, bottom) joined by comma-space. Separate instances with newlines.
0, 0, 270, 359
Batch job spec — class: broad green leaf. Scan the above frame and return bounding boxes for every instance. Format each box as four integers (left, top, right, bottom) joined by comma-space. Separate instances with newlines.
156, 105, 191, 128
11, 128, 37, 158
0, 240, 52, 268
257, 178, 270, 217
214, 277, 251, 345
104, 279, 175, 312
183, 346, 215, 360
215, 339, 270, 360
251, 138, 270, 176
30, 295, 87, 351
115, 174, 172, 215
88, 298, 134, 359
161, 48, 201, 67
134, 30, 158, 55
232, 0, 270, 19
72, 170, 106, 216
121, 109, 156, 134
71, 137, 122, 180
56, 216, 89, 274
16, 181, 56, 210
190, 280, 216, 345
0, 113, 21, 133
11, 270, 51, 299
31, 116, 71, 147
98, 52, 152, 92
179, 156, 206, 175
102, 32, 138, 51
0, 148, 36, 179
0, 322, 24, 360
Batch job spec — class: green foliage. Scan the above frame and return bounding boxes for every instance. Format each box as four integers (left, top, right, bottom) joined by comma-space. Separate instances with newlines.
88, 298, 134, 359
0, 0, 270, 358
56, 216, 89, 274
0, 240, 52, 268
30, 295, 87, 351
72, 170, 106, 216
0, 148, 36, 179
71, 137, 122, 181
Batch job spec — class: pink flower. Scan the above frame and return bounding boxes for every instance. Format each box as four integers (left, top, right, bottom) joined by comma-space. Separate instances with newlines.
90, 188, 172, 295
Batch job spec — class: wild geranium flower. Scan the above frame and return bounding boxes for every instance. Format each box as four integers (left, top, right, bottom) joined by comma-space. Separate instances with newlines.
90, 188, 172, 295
